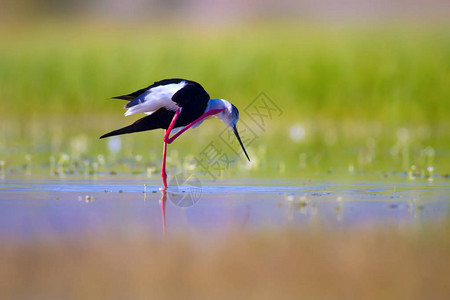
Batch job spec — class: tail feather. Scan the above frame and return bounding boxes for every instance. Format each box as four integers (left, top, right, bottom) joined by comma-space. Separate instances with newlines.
100, 125, 137, 139
111, 95, 134, 101
100, 109, 173, 139
111, 86, 149, 101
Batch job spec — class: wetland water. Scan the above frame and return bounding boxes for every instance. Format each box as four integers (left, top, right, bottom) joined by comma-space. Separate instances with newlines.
1, 178, 449, 239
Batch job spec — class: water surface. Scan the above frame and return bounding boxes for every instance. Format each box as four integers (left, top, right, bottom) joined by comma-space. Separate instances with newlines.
1, 178, 448, 240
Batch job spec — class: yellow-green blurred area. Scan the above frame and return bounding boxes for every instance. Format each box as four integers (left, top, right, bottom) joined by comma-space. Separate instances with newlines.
1, 8, 450, 178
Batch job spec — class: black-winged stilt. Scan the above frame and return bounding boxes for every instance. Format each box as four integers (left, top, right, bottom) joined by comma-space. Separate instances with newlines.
100, 78, 250, 189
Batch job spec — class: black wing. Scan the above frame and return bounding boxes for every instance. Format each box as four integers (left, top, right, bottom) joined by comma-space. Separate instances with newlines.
111, 78, 187, 101
171, 81, 209, 118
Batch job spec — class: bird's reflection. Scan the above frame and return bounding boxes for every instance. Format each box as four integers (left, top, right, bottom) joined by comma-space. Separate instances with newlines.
149, 185, 254, 236
159, 190, 167, 236
153, 188, 253, 236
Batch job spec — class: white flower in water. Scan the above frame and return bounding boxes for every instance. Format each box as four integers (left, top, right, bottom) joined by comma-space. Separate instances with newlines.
348, 164, 354, 173
71, 135, 88, 155
59, 153, 70, 163
289, 124, 306, 143
97, 154, 105, 165
427, 166, 434, 182
107, 136, 122, 154
147, 167, 156, 177
424, 147, 435, 157
396, 127, 409, 144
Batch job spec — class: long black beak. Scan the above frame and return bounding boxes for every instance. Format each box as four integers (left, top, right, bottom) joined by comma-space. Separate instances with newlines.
233, 126, 250, 162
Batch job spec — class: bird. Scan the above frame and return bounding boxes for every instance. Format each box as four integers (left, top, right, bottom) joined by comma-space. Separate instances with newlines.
100, 78, 250, 190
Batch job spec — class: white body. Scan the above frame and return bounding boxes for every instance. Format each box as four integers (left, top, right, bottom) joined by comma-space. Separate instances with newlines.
124, 81, 187, 116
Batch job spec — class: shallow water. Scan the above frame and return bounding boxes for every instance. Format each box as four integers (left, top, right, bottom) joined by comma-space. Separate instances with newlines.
0, 178, 449, 239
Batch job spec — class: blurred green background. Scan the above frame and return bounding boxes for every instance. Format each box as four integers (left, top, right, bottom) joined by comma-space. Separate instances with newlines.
1, 0, 449, 179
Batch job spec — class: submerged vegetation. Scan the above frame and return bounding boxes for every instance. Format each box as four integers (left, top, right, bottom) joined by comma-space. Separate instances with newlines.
1, 21, 449, 178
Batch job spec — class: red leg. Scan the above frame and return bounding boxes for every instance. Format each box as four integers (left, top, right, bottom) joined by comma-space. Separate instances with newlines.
161, 133, 168, 190
160, 108, 182, 190
164, 108, 224, 144
160, 107, 224, 189
164, 107, 183, 142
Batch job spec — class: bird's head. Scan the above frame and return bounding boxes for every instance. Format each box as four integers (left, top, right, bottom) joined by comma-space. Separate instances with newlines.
212, 99, 250, 162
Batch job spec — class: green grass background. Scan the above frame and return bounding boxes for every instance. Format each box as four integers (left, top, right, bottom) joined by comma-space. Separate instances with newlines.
1, 21, 449, 178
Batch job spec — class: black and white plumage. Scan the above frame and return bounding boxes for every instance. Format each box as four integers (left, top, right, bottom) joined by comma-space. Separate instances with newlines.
100, 79, 209, 137
100, 78, 250, 161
